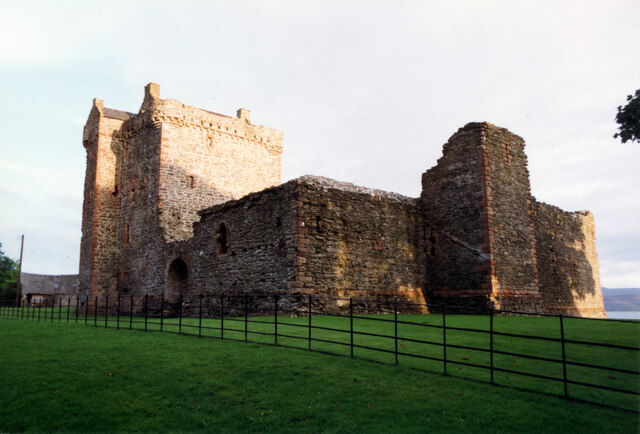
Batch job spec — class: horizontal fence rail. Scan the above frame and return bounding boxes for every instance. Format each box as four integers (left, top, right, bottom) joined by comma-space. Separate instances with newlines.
1, 293, 638, 412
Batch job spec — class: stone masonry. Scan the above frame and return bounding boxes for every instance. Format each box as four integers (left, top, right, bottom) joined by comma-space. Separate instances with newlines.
79, 84, 606, 317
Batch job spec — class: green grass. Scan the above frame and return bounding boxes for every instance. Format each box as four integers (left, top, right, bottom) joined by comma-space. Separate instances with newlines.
1, 313, 639, 432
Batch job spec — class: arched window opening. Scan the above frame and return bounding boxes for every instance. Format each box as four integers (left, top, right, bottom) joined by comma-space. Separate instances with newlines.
216, 222, 230, 255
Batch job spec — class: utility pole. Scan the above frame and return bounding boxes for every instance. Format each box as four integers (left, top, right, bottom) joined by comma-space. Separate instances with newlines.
14, 235, 24, 308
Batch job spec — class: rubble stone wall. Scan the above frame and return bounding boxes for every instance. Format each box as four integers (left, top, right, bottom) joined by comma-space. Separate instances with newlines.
420, 124, 490, 308
184, 181, 298, 297
531, 201, 605, 317
294, 177, 427, 311
481, 124, 541, 312
79, 101, 126, 298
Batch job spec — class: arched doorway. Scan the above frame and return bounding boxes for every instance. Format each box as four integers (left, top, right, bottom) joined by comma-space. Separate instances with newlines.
167, 258, 189, 296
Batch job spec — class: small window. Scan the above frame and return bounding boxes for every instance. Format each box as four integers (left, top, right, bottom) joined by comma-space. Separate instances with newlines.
188, 176, 196, 188
123, 224, 130, 246
572, 257, 579, 276
112, 185, 119, 197
216, 222, 230, 255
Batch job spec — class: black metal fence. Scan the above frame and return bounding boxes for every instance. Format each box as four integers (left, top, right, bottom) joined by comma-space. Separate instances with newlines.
1, 293, 638, 412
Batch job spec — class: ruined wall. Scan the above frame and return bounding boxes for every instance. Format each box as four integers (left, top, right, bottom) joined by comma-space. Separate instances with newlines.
294, 176, 426, 311
481, 124, 541, 312
420, 124, 491, 308
531, 201, 605, 317
183, 181, 298, 297
79, 101, 128, 297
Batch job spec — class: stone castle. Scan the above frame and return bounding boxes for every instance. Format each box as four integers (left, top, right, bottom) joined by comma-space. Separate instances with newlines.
79, 83, 606, 317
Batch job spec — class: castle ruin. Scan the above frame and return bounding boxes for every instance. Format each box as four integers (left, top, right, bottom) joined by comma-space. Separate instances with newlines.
79, 83, 606, 317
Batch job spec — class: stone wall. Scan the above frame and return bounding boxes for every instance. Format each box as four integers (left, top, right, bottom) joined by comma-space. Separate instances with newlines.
117, 109, 165, 295
178, 181, 298, 298
481, 124, 541, 312
531, 201, 605, 317
79, 100, 129, 298
420, 124, 491, 308
294, 176, 427, 312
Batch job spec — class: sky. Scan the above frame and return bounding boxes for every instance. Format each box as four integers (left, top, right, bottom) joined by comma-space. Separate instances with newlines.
0, 0, 638, 288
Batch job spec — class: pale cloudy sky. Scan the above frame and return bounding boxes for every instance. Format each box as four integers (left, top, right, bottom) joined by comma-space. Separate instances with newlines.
0, 0, 638, 287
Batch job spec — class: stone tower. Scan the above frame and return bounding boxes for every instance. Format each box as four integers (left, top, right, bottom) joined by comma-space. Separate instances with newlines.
421, 123, 542, 311
79, 83, 283, 298
420, 122, 604, 316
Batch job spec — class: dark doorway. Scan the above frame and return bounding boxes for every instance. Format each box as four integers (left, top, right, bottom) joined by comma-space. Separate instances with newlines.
167, 258, 189, 296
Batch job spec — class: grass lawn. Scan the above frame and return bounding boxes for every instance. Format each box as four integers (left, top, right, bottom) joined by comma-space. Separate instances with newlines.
0, 316, 638, 432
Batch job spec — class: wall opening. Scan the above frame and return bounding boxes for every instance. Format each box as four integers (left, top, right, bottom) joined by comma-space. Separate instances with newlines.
216, 222, 230, 255
167, 258, 189, 295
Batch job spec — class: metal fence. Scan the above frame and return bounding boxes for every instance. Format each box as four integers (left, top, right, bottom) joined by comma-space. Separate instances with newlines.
1, 293, 638, 412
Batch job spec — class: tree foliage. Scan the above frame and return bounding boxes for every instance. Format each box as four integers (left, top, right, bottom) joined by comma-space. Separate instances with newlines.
0, 243, 19, 303
614, 89, 640, 144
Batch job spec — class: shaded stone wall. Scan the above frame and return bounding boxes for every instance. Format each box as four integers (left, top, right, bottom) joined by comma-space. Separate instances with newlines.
117, 110, 165, 295
294, 177, 426, 311
420, 124, 490, 308
531, 201, 605, 317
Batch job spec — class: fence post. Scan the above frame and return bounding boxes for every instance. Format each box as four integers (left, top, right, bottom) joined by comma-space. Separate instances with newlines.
50, 297, 55, 322
117, 294, 121, 330
129, 294, 133, 330
490, 309, 494, 385
21, 297, 25, 319
75, 297, 79, 323
442, 304, 447, 375
67, 297, 71, 322
274, 295, 279, 345
160, 293, 164, 332
244, 294, 248, 343
85, 296, 89, 326
93, 296, 98, 327
179, 293, 183, 335
560, 315, 569, 399
350, 298, 354, 359
220, 294, 224, 340
394, 300, 399, 365
144, 294, 148, 331
58, 297, 62, 322
308, 295, 312, 352
105, 295, 109, 328
38, 300, 42, 322
198, 294, 203, 338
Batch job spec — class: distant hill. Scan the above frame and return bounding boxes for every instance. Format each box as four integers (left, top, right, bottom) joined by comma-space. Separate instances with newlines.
601, 288, 640, 311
